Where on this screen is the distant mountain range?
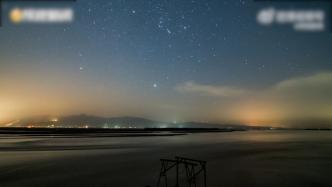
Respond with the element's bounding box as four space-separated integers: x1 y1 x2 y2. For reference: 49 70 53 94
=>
2 114 260 129
4 114 330 129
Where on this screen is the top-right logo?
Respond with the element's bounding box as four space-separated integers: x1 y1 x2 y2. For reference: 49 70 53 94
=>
255 0 331 32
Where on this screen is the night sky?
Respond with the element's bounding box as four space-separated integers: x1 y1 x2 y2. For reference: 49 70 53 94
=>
0 0 332 127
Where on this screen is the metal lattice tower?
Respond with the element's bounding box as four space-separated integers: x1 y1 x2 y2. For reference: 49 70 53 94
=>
157 156 207 187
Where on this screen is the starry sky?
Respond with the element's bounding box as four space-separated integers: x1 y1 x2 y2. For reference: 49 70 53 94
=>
0 0 332 127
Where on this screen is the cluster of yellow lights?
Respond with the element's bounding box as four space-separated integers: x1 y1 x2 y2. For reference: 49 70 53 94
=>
50 118 58 122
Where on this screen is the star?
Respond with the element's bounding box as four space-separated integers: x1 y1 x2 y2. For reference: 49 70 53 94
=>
166 28 172 34
153 83 158 88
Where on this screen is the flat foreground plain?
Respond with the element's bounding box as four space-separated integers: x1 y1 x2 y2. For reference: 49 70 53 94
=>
0 130 331 187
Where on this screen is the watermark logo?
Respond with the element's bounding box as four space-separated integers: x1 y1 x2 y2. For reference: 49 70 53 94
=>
257 8 275 25
257 8 325 32
9 7 73 24
255 0 332 32
0 0 76 27
9 8 22 23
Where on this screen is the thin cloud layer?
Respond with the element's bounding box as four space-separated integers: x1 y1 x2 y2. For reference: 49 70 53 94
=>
176 72 332 127
176 82 250 97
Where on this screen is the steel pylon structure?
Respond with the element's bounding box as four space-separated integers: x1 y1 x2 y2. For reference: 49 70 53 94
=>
157 156 207 187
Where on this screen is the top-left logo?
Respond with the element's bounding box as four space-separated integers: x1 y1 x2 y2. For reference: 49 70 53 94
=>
9 7 74 24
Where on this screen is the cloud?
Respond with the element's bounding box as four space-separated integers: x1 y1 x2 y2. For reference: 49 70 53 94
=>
268 72 332 119
176 82 250 97
263 72 332 111
176 72 332 127
273 72 332 96
177 72 332 99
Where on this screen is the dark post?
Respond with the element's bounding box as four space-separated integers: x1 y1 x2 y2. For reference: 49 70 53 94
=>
203 163 207 187
176 160 179 187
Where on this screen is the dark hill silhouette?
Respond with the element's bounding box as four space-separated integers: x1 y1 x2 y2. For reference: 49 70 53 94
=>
10 114 169 128
4 114 275 130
